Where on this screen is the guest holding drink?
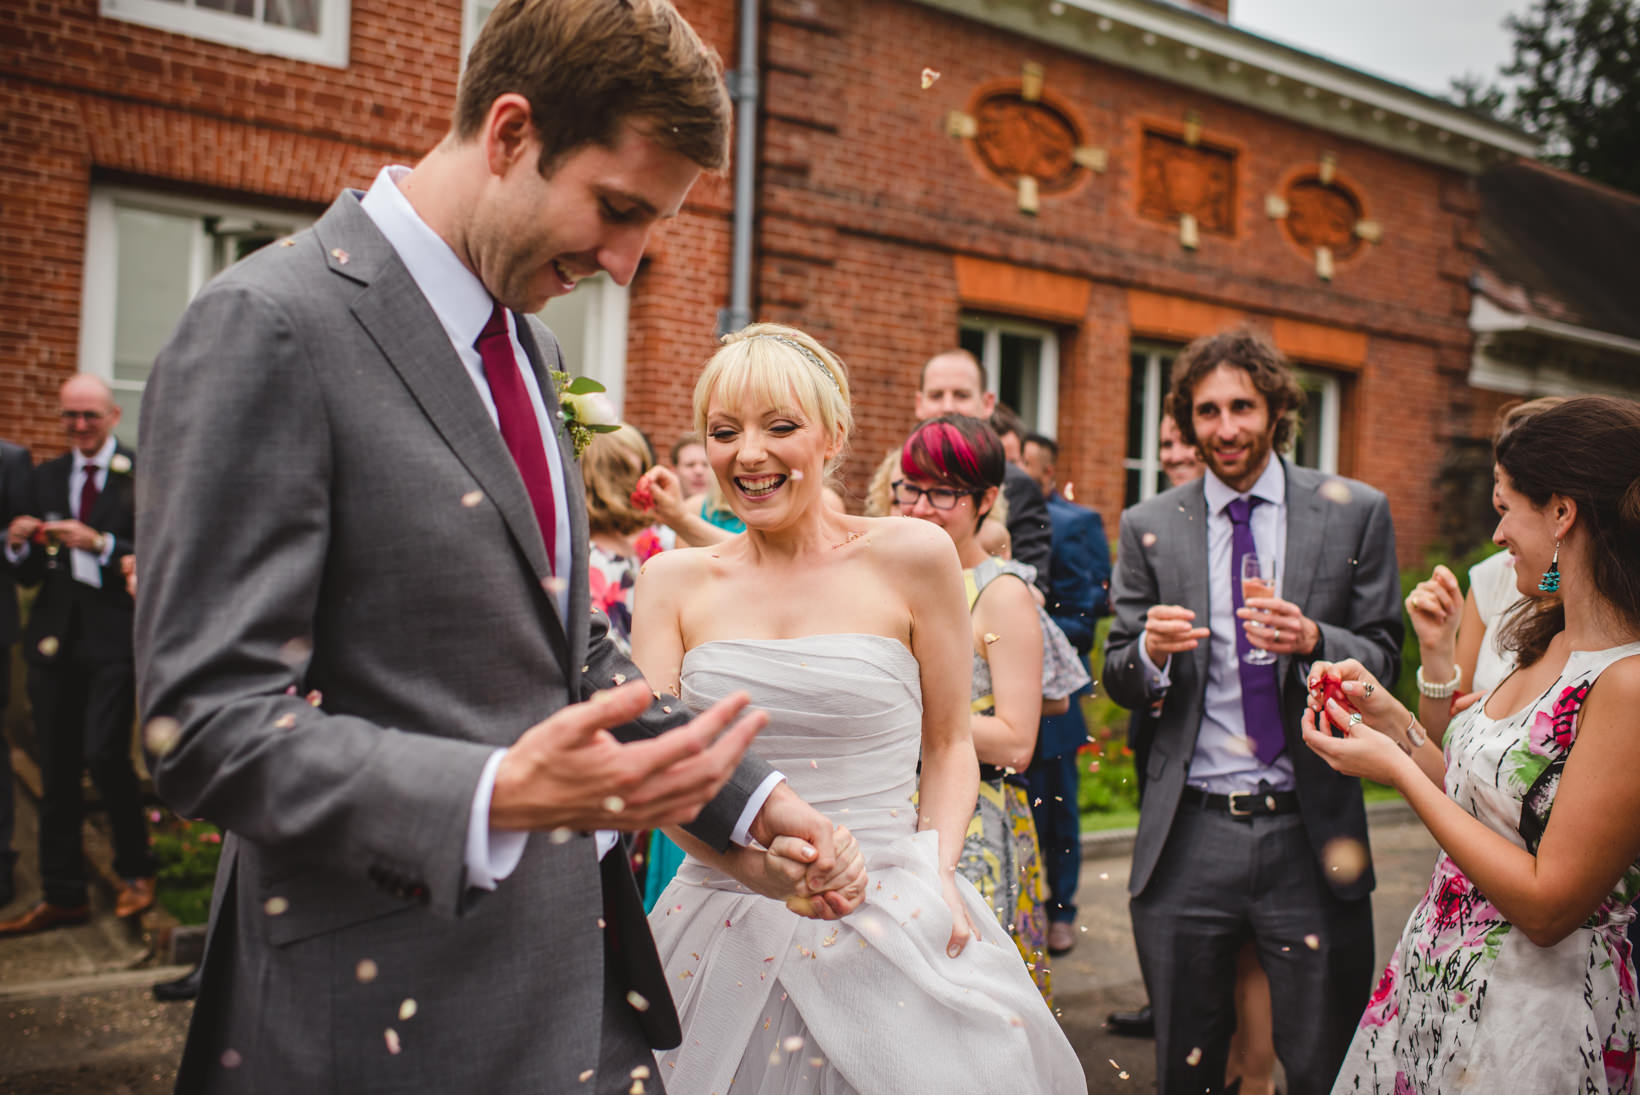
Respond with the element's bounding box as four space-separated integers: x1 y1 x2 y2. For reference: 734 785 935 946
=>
1307 395 1640 1094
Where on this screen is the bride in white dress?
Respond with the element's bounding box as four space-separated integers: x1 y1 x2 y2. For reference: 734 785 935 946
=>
632 324 1086 1094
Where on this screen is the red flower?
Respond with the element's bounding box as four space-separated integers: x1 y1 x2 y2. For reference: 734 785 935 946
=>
1603 1046 1634 1084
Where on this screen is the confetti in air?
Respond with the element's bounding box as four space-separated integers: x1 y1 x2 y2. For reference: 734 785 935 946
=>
626 990 651 1012
1322 836 1370 884
274 713 297 729
384 1028 401 1055
921 67 941 89
1141 532 1158 548
1319 479 1354 505
984 632 1000 645
356 959 379 983
220 1050 243 1069
263 896 290 916
548 827 573 844
579 1069 595 1083
1186 1047 1203 1066
1063 481 1076 501
144 716 182 755
398 998 418 1021
36 636 59 658
603 796 626 813
630 1065 651 1080
330 248 350 265
461 490 484 508
1304 933 1321 950
782 1035 805 1052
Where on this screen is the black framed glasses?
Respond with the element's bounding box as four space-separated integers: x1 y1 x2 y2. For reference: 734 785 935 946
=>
891 480 974 511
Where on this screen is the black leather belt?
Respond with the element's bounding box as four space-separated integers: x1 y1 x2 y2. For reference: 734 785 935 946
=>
1180 786 1300 819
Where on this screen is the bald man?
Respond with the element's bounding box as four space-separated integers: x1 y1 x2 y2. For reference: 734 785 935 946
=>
0 375 153 936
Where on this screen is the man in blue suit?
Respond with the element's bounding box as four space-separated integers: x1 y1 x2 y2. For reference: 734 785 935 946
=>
1019 432 1110 955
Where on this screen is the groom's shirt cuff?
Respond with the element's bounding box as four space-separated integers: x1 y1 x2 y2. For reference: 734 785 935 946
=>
732 772 787 847
465 749 527 890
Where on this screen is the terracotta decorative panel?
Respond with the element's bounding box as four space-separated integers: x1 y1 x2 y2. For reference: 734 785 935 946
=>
1284 177 1364 258
972 92 1083 193
1138 130 1236 236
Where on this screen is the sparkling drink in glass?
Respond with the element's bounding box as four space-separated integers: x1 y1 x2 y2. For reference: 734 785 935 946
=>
1241 553 1276 665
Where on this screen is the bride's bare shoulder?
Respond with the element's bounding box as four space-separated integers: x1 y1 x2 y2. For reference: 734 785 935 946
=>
635 542 724 592
861 515 960 574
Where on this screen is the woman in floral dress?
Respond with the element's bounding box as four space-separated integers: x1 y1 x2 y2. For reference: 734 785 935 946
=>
1302 396 1640 1093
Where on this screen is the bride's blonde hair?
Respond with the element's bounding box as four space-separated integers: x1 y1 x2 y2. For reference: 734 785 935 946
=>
692 323 852 476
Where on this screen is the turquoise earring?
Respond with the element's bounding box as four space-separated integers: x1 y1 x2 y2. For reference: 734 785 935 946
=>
1538 540 1561 593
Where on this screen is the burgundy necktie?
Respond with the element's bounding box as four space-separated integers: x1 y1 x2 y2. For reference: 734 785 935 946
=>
79 464 100 524
1227 496 1285 764
475 305 557 569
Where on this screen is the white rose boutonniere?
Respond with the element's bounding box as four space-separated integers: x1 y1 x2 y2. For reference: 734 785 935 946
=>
552 372 621 458
109 453 133 475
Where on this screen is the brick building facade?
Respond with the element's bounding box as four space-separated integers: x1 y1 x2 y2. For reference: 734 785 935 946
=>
3 0 1626 564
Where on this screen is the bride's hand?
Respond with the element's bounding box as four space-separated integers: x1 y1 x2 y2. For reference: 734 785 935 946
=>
1305 659 1407 738
795 826 868 919
940 872 977 958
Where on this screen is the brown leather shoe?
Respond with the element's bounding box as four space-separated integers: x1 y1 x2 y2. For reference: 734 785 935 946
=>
1047 920 1077 955
115 877 157 919
0 901 91 936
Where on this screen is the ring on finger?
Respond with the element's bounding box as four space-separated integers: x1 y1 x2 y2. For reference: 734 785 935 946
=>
1347 711 1363 727
1363 683 1375 698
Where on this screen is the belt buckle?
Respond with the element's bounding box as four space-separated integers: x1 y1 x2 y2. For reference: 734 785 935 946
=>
1227 792 1255 818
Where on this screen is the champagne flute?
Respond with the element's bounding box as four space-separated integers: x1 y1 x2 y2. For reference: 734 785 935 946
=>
1240 554 1277 665
41 510 64 562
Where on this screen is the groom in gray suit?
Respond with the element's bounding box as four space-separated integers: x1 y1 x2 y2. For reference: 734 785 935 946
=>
136 2 856 1091
1103 329 1402 1094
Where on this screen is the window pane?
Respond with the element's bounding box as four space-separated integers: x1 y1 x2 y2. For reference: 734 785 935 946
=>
536 283 592 385
113 207 197 387
1126 350 1149 461
958 327 984 373
264 0 320 31
997 332 1041 423
197 0 255 15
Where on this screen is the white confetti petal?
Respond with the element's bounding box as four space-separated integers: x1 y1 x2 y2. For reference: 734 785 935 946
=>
384 1028 401 1055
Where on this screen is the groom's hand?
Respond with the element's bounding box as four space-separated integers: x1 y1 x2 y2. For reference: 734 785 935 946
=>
489 681 767 832
749 784 867 919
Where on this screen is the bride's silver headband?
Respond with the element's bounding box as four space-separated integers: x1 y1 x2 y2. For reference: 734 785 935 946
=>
753 334 842 395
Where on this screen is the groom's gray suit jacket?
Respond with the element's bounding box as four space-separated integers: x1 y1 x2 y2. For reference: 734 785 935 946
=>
136 192 771 1093
1102 460 1404 903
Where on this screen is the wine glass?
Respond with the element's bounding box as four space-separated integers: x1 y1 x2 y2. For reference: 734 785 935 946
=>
41 510 64 563
1240 553 1277 665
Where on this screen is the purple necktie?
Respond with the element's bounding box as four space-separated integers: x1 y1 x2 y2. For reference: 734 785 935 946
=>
475 304 557 570
1227 496 1285 765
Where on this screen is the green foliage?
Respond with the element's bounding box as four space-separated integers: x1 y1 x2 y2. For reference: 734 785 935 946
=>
149 810 222 925
1449 0 1640 195
1075 618 1143 826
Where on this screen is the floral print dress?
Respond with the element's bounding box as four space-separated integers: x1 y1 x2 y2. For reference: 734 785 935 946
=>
1333 642 1640 1095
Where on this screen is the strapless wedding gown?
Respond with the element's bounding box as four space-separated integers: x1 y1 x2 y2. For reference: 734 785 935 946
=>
647 634 1086 1094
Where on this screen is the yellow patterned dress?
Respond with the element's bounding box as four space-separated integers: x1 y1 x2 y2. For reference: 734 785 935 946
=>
960 558 1053 1002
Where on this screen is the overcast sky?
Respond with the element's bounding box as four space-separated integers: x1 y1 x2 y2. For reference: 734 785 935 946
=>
1230 0 1529 99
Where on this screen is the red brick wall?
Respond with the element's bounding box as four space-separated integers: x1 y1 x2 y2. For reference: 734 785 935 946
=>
1 0 1487 564
725 0 1483 563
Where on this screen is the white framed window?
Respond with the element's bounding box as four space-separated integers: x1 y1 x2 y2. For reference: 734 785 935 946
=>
1123 343 1179 507
957 316 1060 436
534 274 630 413
462 1 497 64
100 0 350 68
80 188 312 444
1291 367 1341 475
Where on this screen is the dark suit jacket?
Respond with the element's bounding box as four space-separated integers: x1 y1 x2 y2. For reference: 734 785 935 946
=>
1102 460 1403 902
0 440 33 646
137 192 772 1092
1002 463 1053 597
1043 492 1110 656
16 447 136 665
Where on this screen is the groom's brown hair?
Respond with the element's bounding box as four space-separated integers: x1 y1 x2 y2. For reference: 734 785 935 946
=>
456 0 731 175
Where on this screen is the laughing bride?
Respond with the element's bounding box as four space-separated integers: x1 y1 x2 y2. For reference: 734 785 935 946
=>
631 324 1084 1094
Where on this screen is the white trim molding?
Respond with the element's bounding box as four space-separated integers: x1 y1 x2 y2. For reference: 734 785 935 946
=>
1468 296 1640 397
911 0 1536 174
101 0 351 68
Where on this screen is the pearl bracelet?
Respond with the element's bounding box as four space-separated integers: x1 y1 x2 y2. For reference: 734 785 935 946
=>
1416 663 1462 699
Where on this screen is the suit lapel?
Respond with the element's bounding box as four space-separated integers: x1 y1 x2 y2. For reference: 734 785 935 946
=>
316 197 571 660
84 445 132 529
515 318 589 685
1176 482 1213 688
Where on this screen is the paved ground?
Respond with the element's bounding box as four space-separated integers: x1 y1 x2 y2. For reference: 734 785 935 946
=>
0 783 1438 1094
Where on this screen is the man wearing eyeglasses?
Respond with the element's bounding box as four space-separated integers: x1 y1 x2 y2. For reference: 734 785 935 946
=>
0 375 153 936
